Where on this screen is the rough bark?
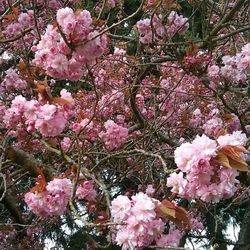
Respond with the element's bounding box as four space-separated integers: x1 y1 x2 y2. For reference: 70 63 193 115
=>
234 201 250 250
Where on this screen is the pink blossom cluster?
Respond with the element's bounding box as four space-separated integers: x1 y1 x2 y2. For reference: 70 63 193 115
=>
183 50 211 73
0 68 27 92
190 106 240 137
157 62 204 127
93 48 129 89
4 10 34 36
37 0 62 9
32 7 107 80
72 118 100 142
98 90 125 119
3 93 72 137
208 43 250 84
91 48 131 118
25 178 73 217
99 120 128 151
106 0 118 9
156 227 182 248
111 192 182 249
167 11 190 35
3 10 42 49
61 137 72 150
0 0 9 12
136 12 189 44
167 132 247 203
76 180 97 201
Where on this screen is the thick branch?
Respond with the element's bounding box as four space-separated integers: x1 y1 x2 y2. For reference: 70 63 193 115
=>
5 146 51 179
234 201 250 250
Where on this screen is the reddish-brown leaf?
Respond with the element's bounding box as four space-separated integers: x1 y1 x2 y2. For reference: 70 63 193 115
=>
63 165 78 178
185 41 199 57
33 81 53 103
3 7 19 23
17 61 42 85
215 151 231 169
155 199 189 229
86 201 96 213
31 171 46 193
94 211 109 224
215 145 249 172
52 97 71 106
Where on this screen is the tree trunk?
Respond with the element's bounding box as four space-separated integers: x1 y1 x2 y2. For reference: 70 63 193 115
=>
234 201 250 250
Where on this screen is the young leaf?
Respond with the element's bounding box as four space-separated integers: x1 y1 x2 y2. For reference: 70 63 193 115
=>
33 81 53 103
52 97 71 106
215 145 249 172
155 199 189 229
31 171 46 193
185 40 199 57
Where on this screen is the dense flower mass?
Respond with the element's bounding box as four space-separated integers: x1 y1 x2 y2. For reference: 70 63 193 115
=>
136 11 189 44
0 68 27 91
32 7 107 80
208 43 250 84
76 180 97 201
99 120 128 151
3 94 71 137
25 178 73 217
111 193 183 249
3 10 42 50
167 132 248 202
1 1 250 249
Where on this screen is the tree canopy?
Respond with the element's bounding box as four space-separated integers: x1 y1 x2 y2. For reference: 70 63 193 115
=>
0 0 250 249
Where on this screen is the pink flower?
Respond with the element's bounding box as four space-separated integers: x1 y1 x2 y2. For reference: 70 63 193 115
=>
111 195 131 222
203 117 223 137
46 178 72 196
38 104 57 120
60 89 75 105
145 185 155 196
136 12 189 44
1 68 27 91
106 0 117 8
167 11 189 35
167 172 187 195
56 7 76 34
170 132 245 203
61 137 72 150
33 8 106 80
76 181 97 202
217 131 247 147
18 12 33 27
24 100 39 121
25 178 72 217
174 142 197 172
115 228 137 250
136 18 153 44
157 228 182 247
131 192 156 222
208 65 220 79
99 120 128 151
50 54 69 73
192 134 217 157
33 104 68 137
111 192 165 249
